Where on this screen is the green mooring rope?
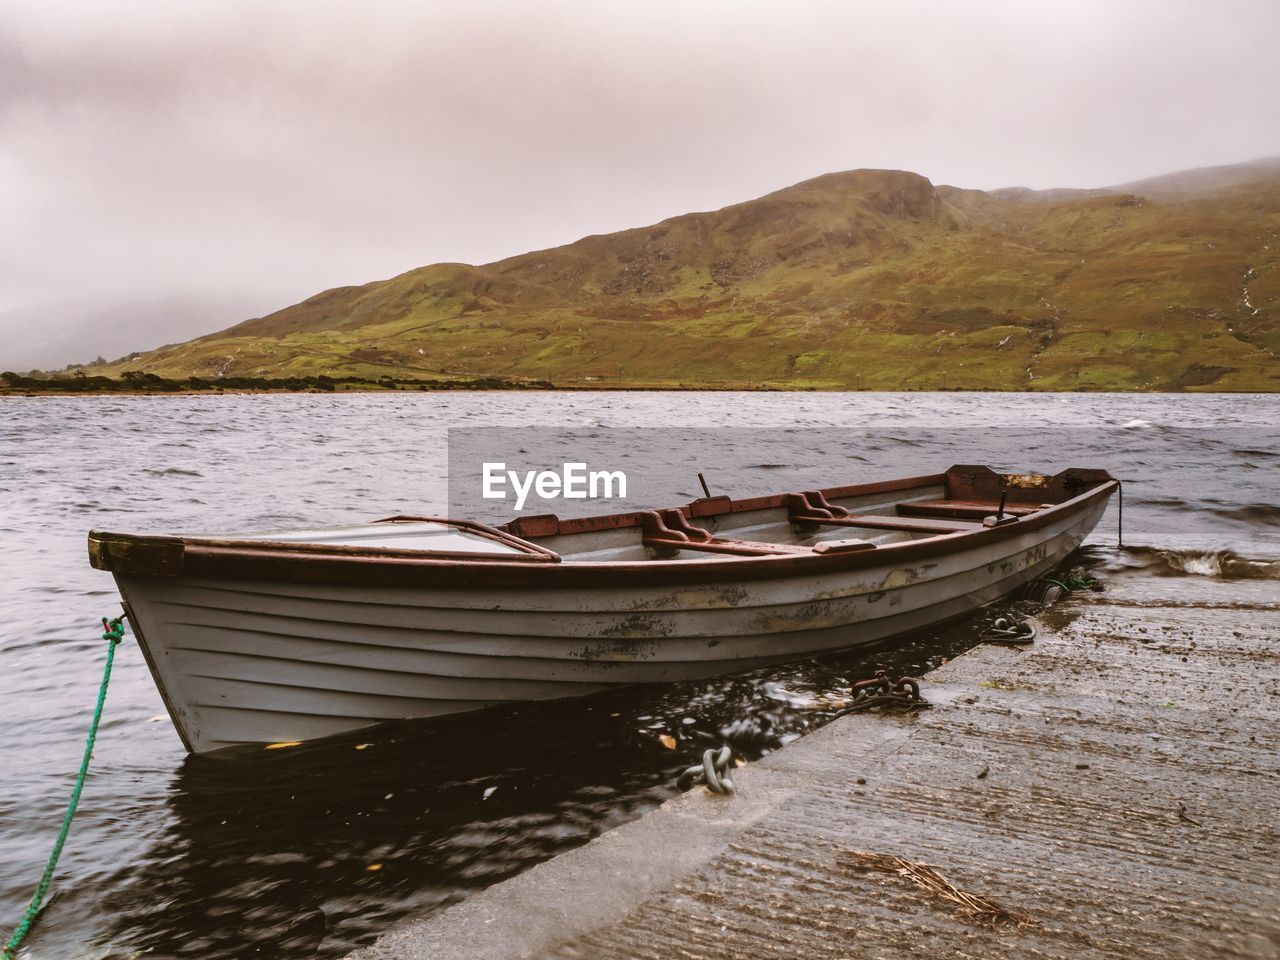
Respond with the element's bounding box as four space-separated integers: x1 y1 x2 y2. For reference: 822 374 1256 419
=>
2 615 125 960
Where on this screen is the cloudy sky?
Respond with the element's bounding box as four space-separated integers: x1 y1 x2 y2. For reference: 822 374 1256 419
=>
2 0 1278 364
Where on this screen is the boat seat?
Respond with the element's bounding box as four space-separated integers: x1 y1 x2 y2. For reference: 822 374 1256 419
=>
807 514 975 534
640 511 809 557
786 491 976 535
896 499 1046 521
644 538 811 557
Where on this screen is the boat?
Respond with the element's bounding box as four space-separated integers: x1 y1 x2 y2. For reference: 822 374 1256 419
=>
88 464 1117 754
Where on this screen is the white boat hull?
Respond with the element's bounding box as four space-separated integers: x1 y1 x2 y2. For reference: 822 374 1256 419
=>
116 497 1107 752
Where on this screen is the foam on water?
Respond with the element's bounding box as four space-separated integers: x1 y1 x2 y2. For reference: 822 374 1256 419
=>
1120 545 1280 580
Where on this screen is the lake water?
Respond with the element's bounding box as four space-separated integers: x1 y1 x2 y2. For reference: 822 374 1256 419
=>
1 392 1277 959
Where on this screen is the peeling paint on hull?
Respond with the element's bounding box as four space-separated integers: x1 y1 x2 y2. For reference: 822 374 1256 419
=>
115 497 1108 753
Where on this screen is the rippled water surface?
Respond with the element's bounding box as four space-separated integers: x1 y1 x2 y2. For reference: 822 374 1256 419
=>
1 392 1277 959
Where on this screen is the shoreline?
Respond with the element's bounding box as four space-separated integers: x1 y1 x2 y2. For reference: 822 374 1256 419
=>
3 385 1277 397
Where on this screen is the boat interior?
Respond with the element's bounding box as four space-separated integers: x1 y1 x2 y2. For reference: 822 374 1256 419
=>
246 464 1110 565
492 465 1100 564
88 466 1114 576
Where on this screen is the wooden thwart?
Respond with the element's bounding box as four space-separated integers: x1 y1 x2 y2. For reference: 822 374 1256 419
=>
641 510 810 557
897 499 1043 520
786 490 978 535
643 537 810 557
800 514 976 535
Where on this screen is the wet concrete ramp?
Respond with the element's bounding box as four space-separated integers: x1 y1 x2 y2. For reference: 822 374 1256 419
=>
350 574 1280 960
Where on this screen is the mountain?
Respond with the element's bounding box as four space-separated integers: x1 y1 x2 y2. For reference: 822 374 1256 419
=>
82 160 1280 390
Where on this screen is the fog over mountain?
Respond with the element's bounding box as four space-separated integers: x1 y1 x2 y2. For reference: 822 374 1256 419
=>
2 0 1278 369
0 296 270 372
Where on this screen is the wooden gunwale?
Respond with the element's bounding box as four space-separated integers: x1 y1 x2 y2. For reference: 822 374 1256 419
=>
89 475 1118 591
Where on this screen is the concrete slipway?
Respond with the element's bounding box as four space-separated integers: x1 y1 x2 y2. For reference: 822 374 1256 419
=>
349 571 1280 960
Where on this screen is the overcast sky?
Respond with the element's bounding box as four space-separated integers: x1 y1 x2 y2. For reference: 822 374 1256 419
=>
3 0 1279 337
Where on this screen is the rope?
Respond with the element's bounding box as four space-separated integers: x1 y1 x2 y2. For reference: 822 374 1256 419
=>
2 614 125 960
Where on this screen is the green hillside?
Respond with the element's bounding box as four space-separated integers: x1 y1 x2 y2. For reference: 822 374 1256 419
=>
87 161 1280 391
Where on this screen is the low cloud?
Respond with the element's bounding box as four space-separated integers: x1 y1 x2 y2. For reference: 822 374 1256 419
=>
2 0 1278 363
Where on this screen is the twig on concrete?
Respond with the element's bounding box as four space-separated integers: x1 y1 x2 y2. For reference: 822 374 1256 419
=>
838 851 1037 927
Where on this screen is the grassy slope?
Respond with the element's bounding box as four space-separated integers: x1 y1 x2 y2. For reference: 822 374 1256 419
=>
89 163 1280 391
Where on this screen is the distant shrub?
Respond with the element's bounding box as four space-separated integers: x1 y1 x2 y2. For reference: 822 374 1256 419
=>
0 370 550 394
